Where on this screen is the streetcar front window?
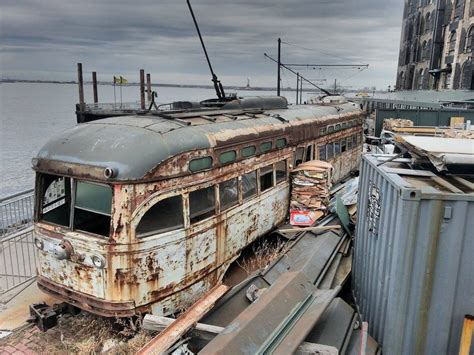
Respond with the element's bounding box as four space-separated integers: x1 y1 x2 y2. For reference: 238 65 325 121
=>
73 181 112 236
39 174 71 227
37 174 112 237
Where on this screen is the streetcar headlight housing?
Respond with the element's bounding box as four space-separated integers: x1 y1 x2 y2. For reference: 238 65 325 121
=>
34 238 44 250
92 255 106 269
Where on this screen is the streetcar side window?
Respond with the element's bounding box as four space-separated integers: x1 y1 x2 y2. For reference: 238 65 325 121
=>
318 145 326 161
328 125 335 133
326 143 334 160
294 147 305 166
39 174 71 227
242 171 257 200
219 178 239 211
341 138 347 153
189 157 213 172
241 146 256 158
347 136 353 150
260 164 274 192
305 145 313 162
276 160 287 184
136 196 184 237
334 141 341 156
189 186 215 224
352 134 357 147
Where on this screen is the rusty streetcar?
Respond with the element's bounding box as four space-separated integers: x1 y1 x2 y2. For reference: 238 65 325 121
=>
32 96 363 317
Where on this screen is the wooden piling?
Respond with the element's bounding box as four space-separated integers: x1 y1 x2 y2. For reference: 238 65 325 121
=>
77 63 85 109
146 73 152 103
140 69 145 110
92 71 98 103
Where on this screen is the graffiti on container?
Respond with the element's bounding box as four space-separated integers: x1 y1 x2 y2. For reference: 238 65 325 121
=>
367 182 381 237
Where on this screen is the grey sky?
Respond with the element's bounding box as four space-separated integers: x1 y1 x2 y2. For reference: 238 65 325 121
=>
1 0 403 89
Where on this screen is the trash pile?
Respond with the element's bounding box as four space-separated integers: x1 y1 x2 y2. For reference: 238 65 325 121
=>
383 118 413 130
329 176 359 225
289 161 333 226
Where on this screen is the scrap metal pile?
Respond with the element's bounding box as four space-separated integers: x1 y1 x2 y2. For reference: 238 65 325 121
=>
138 177 378 355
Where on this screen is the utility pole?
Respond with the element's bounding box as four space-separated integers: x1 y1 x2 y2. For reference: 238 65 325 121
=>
277 38 281 96
334 79 337 94
92 71 98 103
296 73 299 104
299 76 303 104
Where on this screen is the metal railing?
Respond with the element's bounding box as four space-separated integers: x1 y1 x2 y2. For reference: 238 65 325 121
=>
0 189 37 296
0 189 34 238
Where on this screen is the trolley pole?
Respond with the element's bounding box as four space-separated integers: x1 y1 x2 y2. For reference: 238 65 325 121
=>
277 38 281 96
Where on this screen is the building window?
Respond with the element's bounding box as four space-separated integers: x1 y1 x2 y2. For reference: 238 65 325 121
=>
189 186 215 224
136 196 184 237
259 165 274 192
449 31 457 55
189 157 213 172
219 178 239 211
242 171 257 200
275 161 287 184
466 27 474 52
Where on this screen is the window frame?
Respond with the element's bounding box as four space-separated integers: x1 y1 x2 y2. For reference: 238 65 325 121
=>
259 164 274 193
275 160 288 185
135 195 185 238
188 185 217 225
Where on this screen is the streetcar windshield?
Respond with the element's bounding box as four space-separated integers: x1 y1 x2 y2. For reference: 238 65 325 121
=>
37 173 112 237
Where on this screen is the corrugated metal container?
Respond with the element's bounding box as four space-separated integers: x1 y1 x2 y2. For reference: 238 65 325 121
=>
353 154 474 355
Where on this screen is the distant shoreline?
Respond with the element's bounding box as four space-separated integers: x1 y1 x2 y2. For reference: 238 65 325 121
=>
0 79 290 92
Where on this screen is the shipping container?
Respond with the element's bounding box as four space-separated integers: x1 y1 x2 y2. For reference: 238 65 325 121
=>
353 154 474 355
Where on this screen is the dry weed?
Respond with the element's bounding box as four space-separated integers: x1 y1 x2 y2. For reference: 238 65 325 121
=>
237 237 287 276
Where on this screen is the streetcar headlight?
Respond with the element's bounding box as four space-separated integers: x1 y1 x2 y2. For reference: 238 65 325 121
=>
92 255 106 269
34 238 44 250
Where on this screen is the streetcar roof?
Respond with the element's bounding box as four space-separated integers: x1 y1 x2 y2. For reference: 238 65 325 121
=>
33 98 361 181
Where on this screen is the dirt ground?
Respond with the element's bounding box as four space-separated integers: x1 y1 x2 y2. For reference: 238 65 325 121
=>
0 312 155 354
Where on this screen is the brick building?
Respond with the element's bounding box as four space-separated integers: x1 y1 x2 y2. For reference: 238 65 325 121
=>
396 0 473 90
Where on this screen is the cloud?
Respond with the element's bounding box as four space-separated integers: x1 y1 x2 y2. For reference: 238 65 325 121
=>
0 0 403 89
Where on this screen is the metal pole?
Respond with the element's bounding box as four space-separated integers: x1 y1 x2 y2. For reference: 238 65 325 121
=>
300 76 303 104
92 71 98 103
334 79 337 94
277 38 281 96
140 69 145 110
296 73 299 105
146 73 152 103
77 63 85 109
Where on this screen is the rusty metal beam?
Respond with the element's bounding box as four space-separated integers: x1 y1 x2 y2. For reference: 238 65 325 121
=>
137 284 229 355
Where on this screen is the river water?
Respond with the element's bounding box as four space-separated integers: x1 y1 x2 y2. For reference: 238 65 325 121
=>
0 83 295 198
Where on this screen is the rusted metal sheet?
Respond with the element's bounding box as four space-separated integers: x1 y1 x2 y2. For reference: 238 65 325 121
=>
137 284 228 355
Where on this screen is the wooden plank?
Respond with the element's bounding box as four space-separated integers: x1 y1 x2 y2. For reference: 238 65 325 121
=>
459 315 474 355
431 176 464 194
278 225 341 234
142 314 224 339
137 284 229 355
449 176 474 191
